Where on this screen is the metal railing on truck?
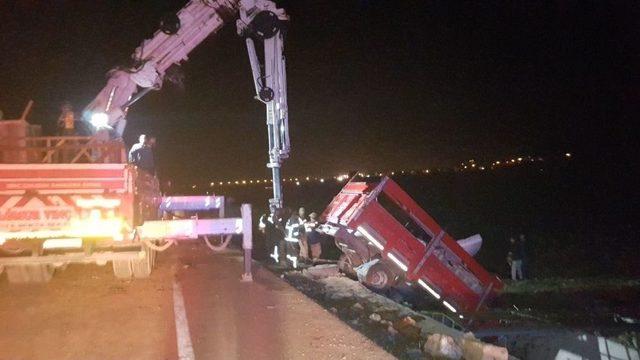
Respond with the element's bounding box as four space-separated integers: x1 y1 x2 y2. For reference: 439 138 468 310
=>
0 136 126 164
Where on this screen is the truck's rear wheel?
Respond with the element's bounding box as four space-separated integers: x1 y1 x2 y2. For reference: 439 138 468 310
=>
5 264 55 283
362 262 395 291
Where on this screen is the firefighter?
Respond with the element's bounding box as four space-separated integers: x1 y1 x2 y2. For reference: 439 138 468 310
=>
261 206 287 267
285 207 307 267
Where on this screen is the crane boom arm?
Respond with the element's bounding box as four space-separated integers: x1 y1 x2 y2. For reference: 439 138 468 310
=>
84 0 239 137
83 0 290 210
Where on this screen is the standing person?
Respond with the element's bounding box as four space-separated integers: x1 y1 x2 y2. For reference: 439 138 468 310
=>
57 102 76 136
129 134 156 222
296 207 310 262
128 134 155 174
305 212 322 262
508 237 524 281
518 234 529 278
261 205 287 267
285 207 306 267
57 102 76 162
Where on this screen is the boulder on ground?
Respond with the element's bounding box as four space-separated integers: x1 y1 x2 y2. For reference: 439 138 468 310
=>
387 324 398 336
460 338 508 360
303 264 341 279
424 333 463 360
393 316 421 340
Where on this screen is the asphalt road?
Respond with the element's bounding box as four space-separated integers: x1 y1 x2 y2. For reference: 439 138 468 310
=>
0 243 394 360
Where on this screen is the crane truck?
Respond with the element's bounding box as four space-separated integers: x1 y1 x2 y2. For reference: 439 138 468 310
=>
0 0 289 282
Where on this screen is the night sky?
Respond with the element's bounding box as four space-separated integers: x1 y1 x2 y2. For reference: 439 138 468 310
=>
1 1 638 185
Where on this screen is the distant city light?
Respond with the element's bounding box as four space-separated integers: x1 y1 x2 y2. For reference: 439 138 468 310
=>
565 152 572 158
197 153 560 188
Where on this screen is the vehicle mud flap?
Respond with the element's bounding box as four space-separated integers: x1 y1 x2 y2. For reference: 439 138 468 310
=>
132 244 156 278
112 244 157 279
355 259 395 291
112 259 133 279
5 264 55 283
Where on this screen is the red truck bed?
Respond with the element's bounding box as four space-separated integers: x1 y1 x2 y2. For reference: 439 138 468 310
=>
320 176 503 314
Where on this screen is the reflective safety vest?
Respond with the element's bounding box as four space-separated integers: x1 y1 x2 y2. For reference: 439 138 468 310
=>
285 216 305 242
259 214 272 229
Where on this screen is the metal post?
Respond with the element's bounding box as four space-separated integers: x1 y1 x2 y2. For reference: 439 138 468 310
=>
241 203 253 282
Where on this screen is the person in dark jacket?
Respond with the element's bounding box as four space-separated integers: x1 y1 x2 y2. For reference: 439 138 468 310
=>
128 134 155 174
508 237 525 280
261 206 287 267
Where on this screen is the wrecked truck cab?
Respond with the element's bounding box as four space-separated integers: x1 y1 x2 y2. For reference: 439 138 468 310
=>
318 176 503 314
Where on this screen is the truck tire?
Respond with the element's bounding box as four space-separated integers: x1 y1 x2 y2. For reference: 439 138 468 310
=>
362 262 395 291
5 264 55 283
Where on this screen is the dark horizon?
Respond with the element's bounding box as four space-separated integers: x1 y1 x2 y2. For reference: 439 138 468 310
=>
1 1 638 184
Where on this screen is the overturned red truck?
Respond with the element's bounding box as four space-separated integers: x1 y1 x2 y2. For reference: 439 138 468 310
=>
319 176 503 314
